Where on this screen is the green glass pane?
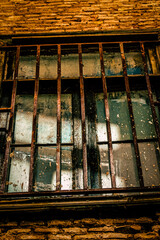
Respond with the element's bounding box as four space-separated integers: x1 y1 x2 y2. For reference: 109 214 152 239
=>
108 91 133 141
61 146 73 190
131 90 156 139
8 147 30 192
82 53 101 77
61 54 79 78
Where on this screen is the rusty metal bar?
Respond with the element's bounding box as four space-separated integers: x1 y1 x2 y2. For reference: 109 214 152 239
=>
120 42 144 188
140 42 160 147
0 40 159 49
29 45 40 192
78 44 88 190
0 46 20 192
56 45 61 191
0 108 11 112
0 186 160 198
99 43 116 188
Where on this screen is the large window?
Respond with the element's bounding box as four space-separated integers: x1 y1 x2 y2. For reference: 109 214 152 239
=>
0 35 160 197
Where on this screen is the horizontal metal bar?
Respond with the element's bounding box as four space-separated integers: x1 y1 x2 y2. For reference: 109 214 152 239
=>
97 138 158 145
0 40 159 49
0 108 11 112
0 186 160 198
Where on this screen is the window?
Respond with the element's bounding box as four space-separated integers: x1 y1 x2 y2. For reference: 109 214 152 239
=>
0 34 160 198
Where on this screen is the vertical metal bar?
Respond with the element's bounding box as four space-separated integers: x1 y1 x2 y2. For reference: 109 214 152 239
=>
56 45 61 191
140 42 160 147
29 45 40 192
78 44 88 190
1 46 20 192
120 42 144 188
99 43 116 188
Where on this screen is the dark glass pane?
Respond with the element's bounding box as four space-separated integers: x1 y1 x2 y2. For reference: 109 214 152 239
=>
139 142 160 187
8 147 30 192
34 146 56 191
61 94 73 144
61 46 79 78
2 49 16 80
103 44 123 76
131 90 156 139
40 46 57 79
18 47 36 79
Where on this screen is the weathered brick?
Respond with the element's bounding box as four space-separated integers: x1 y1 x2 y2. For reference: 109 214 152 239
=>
88 226 114 232
134 232 159 240
48 220 72 227
73 234 101 240
7 229 31 234
19 234 46 240
0 222 18 227
20 221 45 226
48 235 72 240
127 217 153 224
102 233 132 239
152 225 160 232
34 227 60 234
63 227 87 234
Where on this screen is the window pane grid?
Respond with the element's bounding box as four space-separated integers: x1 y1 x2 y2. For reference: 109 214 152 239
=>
0 40 160 196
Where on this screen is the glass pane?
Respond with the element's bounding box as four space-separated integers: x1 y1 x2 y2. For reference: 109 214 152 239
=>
18 47 36 79
108 91 133 141
0 51 6 80
124 44 145 75
99 144 111 188
95 93 108 142
37 94 57 144
131 90 156 139
139 142 160 187
13 95 34 144
3 49 16 80
61 94 73 144
147 46 160 74
82 45 101 77
8 147 30 192
61 146 73 190
40 46 57 79
61 46 79 78
34 147 56 191
103 44 123 76
113 143 139 188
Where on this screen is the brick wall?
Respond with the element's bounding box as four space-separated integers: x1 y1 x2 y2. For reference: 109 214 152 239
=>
0 207 160 240
0 0 160 35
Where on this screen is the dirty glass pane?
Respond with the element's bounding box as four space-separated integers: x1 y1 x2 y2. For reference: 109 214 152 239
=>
124 44 145 75
8 147 30 192
40 46 57 79
113 143 139 188
82 45 101 77
108 91 133 141
131 90 156 139
61 46 79 78
139 142 160 187
61 94 73 144
61 146 73 190
18 47 36 79
13 95 34 144
34 147 56 191
95 93 108 142
99 144 111 188
2 49 16 80
37 94 57 144
103 44 123 76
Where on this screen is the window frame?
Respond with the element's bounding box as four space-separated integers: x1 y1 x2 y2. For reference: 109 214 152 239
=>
0 33 160 202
